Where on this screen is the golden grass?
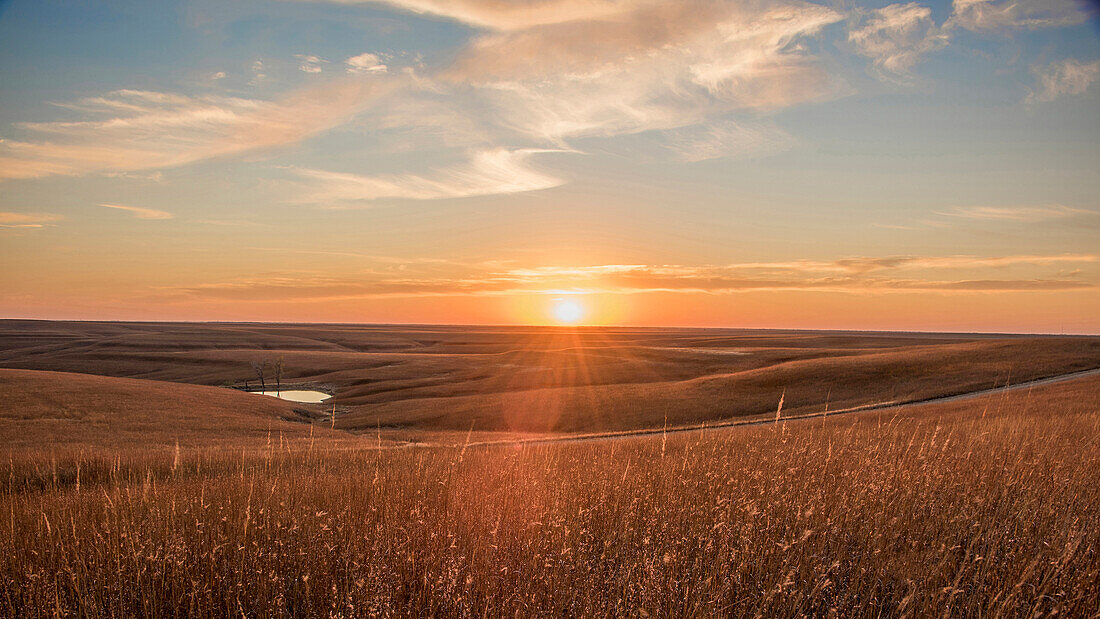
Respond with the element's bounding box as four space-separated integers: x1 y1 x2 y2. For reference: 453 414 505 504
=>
3 374 1099 616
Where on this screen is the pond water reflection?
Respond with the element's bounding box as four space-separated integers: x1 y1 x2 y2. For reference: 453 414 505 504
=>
253 390 331 404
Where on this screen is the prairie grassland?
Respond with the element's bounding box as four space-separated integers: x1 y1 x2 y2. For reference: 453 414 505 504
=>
3 376 1099 616
4 320 1100 434
337 337 1100 432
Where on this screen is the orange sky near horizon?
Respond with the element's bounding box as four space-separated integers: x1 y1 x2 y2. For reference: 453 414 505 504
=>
2 270 1097 334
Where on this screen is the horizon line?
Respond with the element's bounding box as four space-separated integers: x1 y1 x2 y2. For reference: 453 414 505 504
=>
1 316 1096 338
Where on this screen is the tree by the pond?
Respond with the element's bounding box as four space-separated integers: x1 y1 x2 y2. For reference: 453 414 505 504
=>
250 360 267 390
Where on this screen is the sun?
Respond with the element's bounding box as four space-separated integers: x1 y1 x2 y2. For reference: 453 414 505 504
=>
550 298 586 325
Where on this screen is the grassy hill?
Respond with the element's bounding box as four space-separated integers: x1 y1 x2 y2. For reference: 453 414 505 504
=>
0 369 337 452
337 338 1100 432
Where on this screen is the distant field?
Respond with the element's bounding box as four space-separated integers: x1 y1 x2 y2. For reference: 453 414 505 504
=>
3 368 1098 615
1 320 1098 433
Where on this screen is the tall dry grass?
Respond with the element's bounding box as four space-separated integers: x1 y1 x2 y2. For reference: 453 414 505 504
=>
3 379 1099 617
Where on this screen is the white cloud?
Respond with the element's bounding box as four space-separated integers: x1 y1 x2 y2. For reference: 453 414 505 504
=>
0 211 64 228
939 205 1099 221
848 3 948 81
260 0 846 200
97 203 174 220
1 0 848 197
946 0 1092 32
442 1 845 144
250 59 267 85
295 54 327 73
345 53 388 74
293 148 565 203
312 0 645 31
659 119 798 162
1025 59 1100 105
0 79 397 180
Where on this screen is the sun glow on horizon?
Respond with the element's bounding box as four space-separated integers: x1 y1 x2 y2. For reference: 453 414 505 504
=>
550 297 586 325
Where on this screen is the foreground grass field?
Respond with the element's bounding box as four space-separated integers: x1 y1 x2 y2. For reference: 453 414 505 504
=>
3 373 1098 616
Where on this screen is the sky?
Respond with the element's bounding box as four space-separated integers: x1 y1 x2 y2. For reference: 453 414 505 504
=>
0 0 1098 332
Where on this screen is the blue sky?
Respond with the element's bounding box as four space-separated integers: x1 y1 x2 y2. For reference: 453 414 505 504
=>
1 0 1098 331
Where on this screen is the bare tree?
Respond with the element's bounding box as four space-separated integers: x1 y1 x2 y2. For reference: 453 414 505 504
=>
251 360 267 391
272 356 284 393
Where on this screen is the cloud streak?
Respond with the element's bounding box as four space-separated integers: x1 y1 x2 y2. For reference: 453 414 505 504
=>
937 205 1099 221
848 2 947 81
316 0 646 31
97 203 174 220
0 212 64 228
293 148 566 204
171 253 1099 302
946 0 1093 32
658 119 798 162
0 79 396 180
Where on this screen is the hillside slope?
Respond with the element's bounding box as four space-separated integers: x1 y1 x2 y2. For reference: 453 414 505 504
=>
0 369 336 450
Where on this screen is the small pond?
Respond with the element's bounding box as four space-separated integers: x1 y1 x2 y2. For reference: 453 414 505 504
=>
252 390 332 404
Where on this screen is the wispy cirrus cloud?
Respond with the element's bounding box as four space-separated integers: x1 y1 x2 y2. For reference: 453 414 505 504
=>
657 119 798 162
176 273 1094 302
512 254 1100 278
311 0 646 31
0 79 396 180
1025 59 1100 105
97 203 174 220
293 148 566 204
937 205 1099 221
946 0 1093 33
877 204 1099 230
176 273 523 301
829 253 1099 271
440 1 845 145
170 252 1099 302
486 255 1100 293
848 2 948 81
0 211 64 228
